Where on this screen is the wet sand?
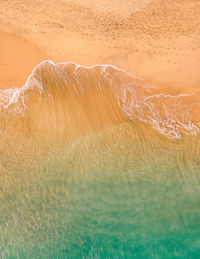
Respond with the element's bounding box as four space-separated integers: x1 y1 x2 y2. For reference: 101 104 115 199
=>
0 2 200 257
0 31 48 88
0 0 200 92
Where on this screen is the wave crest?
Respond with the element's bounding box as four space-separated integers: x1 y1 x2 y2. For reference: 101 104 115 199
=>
0 60 199 139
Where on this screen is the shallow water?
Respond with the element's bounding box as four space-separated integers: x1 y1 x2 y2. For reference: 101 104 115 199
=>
0 61 200 258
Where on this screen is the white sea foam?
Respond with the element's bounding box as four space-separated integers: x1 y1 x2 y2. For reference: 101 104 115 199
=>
0 60 199 139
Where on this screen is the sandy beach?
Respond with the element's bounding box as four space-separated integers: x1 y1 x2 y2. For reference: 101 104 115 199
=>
0 31 48 88
0 0 200 92
1 2 200 258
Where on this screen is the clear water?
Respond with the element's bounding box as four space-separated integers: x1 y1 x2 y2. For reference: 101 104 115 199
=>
0 123 200 258
0 61 200 258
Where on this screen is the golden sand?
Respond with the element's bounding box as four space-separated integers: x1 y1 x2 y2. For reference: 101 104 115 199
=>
0 0 199 92
0 0 199 152
0 2 200 258
0 31 48 88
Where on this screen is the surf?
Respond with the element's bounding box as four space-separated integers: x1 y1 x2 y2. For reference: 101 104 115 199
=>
0 60 200 258
1 60 200 141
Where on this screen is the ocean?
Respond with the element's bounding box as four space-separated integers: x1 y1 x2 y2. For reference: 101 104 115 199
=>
0 60 200 258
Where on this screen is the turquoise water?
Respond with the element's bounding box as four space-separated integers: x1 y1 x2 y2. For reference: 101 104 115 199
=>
1 61 200 258
0 123 200 258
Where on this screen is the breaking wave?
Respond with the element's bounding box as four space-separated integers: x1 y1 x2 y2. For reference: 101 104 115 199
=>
0 60 200 139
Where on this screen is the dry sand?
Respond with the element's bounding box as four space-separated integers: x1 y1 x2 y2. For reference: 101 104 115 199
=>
0 0 199 92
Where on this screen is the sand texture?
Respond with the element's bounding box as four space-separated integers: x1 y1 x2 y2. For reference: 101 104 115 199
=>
0 0 200 92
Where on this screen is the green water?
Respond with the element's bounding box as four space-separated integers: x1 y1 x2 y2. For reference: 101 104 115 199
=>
0 123 200 258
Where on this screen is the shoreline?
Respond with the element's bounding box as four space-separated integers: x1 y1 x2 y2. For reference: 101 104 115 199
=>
0 31 48 89
0 0 199 93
